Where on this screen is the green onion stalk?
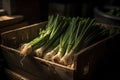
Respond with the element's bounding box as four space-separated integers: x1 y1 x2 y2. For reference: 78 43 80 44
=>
44 17 71 61
35 16 68 57
19 33 49 56
19 15 56 56
51 17 78 63
43 45 59 61
60 18 96 66
51 30 70 63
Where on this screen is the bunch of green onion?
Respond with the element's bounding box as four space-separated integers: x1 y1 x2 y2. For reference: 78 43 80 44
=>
20 15 67 56
43 18 105 68
20 15 120 68
43 17 120 68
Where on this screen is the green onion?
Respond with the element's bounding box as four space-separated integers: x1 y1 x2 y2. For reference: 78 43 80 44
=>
20 15 58 56
35 15 68 57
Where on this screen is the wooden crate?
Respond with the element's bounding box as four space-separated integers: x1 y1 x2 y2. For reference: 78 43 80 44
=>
4 68 42 80
0 21 28 34
5 68 29 80
0 21 119 80
0 15 24 27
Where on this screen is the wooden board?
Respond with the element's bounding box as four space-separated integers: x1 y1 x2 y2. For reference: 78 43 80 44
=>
0 15 24 27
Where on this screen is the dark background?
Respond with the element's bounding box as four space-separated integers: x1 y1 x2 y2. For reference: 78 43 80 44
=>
48 0 120 17
0 0 120 21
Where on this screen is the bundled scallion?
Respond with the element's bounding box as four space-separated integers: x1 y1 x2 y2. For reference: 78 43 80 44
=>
19 15 59 56
51 17 77 63
19 14 120 69
43 16 120 68
35 15 68 57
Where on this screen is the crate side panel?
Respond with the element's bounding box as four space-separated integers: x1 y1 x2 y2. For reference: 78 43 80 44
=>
75 37 110 80
34 57 74 80
1 22 47 49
